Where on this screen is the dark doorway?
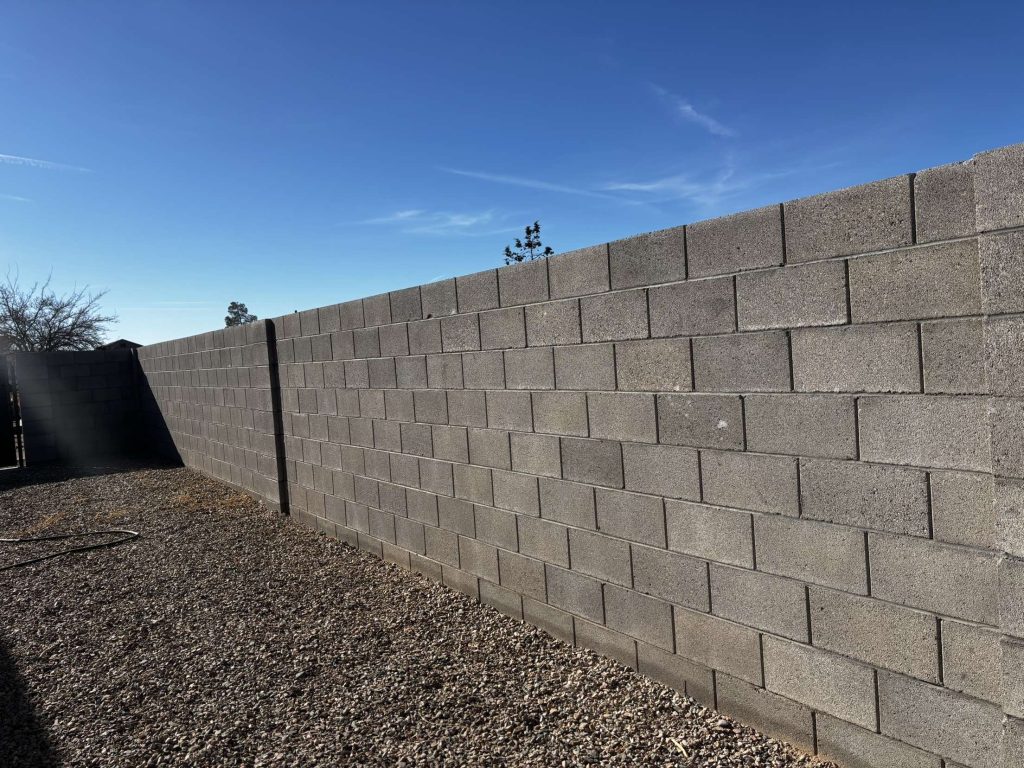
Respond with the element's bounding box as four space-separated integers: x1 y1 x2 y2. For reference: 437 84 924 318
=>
0 357 21 468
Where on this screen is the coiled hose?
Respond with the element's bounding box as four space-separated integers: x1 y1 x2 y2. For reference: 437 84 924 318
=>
0 529 139 571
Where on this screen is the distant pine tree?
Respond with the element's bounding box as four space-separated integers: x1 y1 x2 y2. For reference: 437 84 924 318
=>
503 221 554 265
225 301 258 327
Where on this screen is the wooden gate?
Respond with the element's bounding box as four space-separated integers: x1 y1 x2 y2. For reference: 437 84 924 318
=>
0 357 21 468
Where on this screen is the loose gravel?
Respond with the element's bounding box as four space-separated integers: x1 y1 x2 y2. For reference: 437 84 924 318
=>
1 465 837 767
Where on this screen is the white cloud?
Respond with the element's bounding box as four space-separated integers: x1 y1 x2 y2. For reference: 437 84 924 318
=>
0 193 31 202
440 168 619 200
357 208 516 236
0 152 91 172
651 85 735 137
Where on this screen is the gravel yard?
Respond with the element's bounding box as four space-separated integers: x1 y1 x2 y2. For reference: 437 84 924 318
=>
1 466 835 768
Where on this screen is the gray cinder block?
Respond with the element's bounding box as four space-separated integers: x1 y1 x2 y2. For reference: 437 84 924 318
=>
421 278 458 318
914 161 976 243
922 318 986 395
686 205 784 278
573 618 638 669
499 550 546 602
431 424 469 463
631 545 708 610
517 516 569 567
980 231 1024 314
799 458 930 535
440 313 481 352
868 533 998 625
715 674 815 755
456 269 500 312
595 488 666 548
362 294 392 327
974 141 1024 232
461 350 504 390
665 500 753 568
622 443 699 500
692 331 790 393
498 258 548 306
736 260 847 330
504 347 554 390
754 515 868 593
792 323 921 393
545 563 603 622
413 389 448 425
568 528 631 586
491 470 539 516
745 394 856 459
525 299 581 347
510 432 561 478
548 244 610 299
447 390 487 428
849 240 981 322
389 286 422 322
560 437 622 488
580 289 649 342
930 470 995 549
587 392 657 443
539 477 595 528
523 597 574 642
815 712 943 768
858 395 992 472
940 619 1001 703
637 644 715 707
614 339 692 392
532 391 588 437
458 536 500 582
453 462 493 505
810 586 939 682
784 175 913 262
992 398 1024 480
648 277 735 338
485 390 532 431
674 608 762 685
353 327 380 359
763 635 877 729
604 585 674 651
554 343 616 391
479 307 526 350
710 563 808 641
608 225 686 289
986 315 1024 396
408 318 442 355
701 450 799 516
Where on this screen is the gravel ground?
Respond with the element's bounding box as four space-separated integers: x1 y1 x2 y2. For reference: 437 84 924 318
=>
1 465 837 768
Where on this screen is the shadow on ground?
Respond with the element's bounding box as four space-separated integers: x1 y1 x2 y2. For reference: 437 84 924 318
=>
0 458 181 493
0 635 59 768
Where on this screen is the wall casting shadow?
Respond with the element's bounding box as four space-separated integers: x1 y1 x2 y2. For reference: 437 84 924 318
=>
0 635 59 768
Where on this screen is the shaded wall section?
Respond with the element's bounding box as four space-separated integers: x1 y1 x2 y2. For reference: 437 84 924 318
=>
133 141 1024 768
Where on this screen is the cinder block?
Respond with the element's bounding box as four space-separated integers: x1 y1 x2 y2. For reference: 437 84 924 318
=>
914 160 975 243
648 276 735 338
554 344 616 391
459 536 499 582
637 644 715 707
384 389 414 421
418 458 454 496
331 330 355 360
479 580 523 619
878 669 1003 768
799 458 930 535
868 533 998 624
339 299 365 329
362 293 392 327
755 515 868 593
504 347 554 390
539 477 595 528
456 269 499 312
498 258 548 306
687 205 784 278
986 316 1024 396
604 585 674 651
745 394 856 459
941 619 1001 703
474 504 519 551
815 712 943 768
1002 556 1024 639
491 469 539 515
974 141 1024 231
448 390 487 428
353 327 380 359
657 393 743 449
499 550 546 602
424 525 459 567
931 470 995 549
692 331 790 392
389 286 422 322
711 564 808 641
858 395 991 472
792 323 920 393
746 268 853 346
523 596 574 642
413 389 448 425
453 463 493 505
666 501 753 568
467 427 511 470
532 391 588 437
614 339 692 392
548 244 609 298
701 450 799 516
997 478 1024 558
715 674 815 755
317 303 341 334
367 358 397 389
574 618 638 669
1004 717 1024 768
992 398 1024 479
763 635 876 728
431 424 469 463
441 565 479 599
461 350 505 391
608 225 686 289
580 289 649 342
517 515 569 567
395 517 426 554
674 607 762 685
595 488 666 548
421 278 458 318
378 323 410 357
632 545 709 611
784 174 913 261
980 231 1024 314
440 314 480 352
560 437 621 488
622 443 699 499
587 392 657 443
922 318 986 395
568 528 631 586
810 586 939 682
525 299 581 346
849 240 981 322
479 307 526 350
1005 638 1024 719
510 432 561 478
408 319 442 355
545 564 604 622
389 453 419 487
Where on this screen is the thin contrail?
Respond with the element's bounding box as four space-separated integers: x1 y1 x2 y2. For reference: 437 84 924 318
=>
0 153 90 172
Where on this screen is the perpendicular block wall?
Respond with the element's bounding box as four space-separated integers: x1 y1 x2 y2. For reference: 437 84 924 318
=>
136 141 1024 768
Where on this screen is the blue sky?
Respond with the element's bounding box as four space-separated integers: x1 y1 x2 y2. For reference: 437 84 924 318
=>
1 1 1022 344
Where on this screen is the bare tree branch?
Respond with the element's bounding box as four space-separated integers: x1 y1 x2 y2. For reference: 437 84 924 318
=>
0 273 117 351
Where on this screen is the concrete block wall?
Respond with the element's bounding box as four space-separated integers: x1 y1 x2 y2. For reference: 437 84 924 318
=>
136 322 284 508
135 141 1024 767
13 349 140 464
